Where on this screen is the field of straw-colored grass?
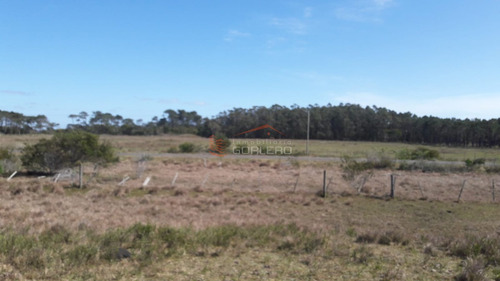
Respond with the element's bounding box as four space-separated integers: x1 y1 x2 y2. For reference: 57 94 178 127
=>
1 157 499 234
3 133 500 160
2 134 500 279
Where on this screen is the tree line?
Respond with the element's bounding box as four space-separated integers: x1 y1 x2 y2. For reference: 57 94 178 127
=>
0 110 55 134
200 104 500 147
66 110 201 135
1 104 499 147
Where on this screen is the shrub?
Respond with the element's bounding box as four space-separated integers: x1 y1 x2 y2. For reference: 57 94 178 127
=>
167 146 179 153
398 161 467 173
397 147 440 160
367 153 394 169
396 148 412 160
351 245 373 264
178 142 195 153
378 235 392 245
341 156 373 181
0 147 18 174
465 158 486 170
342 153 394 181
21 131 118 173
355 232 378 244
450 236 500 266
64 245 98 266
0 147 13 160
454 257 487 281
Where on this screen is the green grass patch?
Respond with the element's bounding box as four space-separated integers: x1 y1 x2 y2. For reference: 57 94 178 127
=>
0 223 327 274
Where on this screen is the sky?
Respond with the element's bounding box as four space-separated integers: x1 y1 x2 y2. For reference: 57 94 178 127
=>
1 0 500 127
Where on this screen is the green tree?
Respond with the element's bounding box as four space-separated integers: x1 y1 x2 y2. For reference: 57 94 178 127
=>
21 131 118 173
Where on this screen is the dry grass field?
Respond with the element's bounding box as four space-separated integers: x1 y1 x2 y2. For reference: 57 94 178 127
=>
2 133 500 161
1 134 500 280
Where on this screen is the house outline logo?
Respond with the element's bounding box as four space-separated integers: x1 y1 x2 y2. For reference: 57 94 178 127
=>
209 124 288 157
233 124 285 137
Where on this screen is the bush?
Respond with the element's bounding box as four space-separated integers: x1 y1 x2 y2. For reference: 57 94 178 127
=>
341 156 372 181
450 236 500 266
398 161 468 173
0 147 19 175
355 232 378 244
454 258 487 281
21 131 118 173
367 153 394 169
167 146 179 153
465 158 486 170
0 147 13 160
341 154 393 182
178 142 195 153
397 147 440 160
351 245 373 264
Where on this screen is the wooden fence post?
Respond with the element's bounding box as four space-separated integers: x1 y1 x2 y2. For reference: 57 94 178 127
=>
54 173 61 183
418 181 425 198
457 180 466 203
293 175 300 193
322 170 327 198
492 179 496 202
390 174 396 198
118 176 130 186
142 176 151 187
171 172 179 186
7 171 17 182
79 163 83 189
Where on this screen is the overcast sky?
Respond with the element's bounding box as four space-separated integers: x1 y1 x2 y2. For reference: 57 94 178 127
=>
1 0 499 127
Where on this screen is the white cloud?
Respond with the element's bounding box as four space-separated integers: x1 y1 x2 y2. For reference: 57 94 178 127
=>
266 36 287 49
334 8 373 22
304 7 313 18
330 92 500 120
270 17 307 35
224 29 251 42
334 0 395 22
373 0 394 7
0 90 30 96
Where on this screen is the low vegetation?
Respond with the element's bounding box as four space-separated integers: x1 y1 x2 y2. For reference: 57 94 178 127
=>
20 131 118 173
2 205 500 280
178 142 196 153
0 147 18 175
2 134 500 279
396 147 440 160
